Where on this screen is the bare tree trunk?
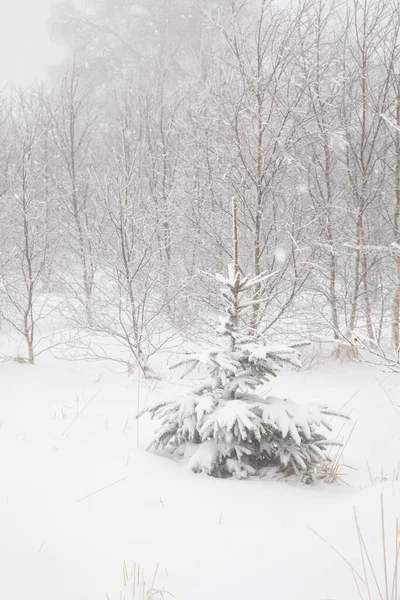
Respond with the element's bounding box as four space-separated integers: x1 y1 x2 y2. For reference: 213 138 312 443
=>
232 195 240 328
327 215 339 338
315 4 340 338
231 195 239 398
54 66 96 326
22 148 35 364
393 80 400 348
252 6 266 331
349 10 373 339
252 87 263 329
70 141 93 326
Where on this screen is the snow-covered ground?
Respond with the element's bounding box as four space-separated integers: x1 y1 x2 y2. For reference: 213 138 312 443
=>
2 351 400 599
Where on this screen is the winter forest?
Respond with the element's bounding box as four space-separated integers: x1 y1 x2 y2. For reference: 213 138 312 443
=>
3 0 400 598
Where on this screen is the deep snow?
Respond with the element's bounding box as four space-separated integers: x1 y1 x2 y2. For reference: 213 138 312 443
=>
1 353 400 599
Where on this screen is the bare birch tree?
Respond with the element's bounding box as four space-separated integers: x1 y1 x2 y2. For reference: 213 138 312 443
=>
51 64 99 325
0 89 58 363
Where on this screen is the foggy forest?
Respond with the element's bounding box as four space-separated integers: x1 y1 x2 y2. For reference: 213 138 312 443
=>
2 1 400 599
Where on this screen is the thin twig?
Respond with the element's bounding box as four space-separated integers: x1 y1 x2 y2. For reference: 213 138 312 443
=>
77 477 126 502
62 389 101 436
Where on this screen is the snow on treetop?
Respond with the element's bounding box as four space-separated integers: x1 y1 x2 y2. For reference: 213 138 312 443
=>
214 264 278 293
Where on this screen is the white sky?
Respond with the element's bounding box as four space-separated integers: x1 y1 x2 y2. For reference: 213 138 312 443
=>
0 0 291 86
0 0 65 85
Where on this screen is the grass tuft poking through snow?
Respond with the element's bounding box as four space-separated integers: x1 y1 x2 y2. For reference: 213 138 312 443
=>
108 563 176 600
310 492 400 600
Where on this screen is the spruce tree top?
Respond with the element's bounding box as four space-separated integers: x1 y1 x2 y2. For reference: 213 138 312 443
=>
173 263 301 400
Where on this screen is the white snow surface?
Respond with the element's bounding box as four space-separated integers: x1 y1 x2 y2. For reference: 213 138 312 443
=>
1 353 400 599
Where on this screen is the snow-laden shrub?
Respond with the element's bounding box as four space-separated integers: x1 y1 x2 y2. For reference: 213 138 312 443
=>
146 393 343 480
144 264 347 481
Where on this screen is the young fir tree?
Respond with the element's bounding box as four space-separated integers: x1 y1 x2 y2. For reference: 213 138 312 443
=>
144 198 347 480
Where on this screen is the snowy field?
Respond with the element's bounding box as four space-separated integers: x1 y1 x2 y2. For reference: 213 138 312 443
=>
2 350 400 600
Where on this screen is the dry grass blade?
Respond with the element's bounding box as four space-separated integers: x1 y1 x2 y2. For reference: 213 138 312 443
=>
390 519 400 600
77 477 126 502
149 563 160 597
109 562 173 600
354 508 384 600
367 462 374 486
325 420 357 484
62 389 101 436
355 506 372 600
307 526 365 584
375 378 399 414
353 568 364 600
312 494 400 600
382 494 389 600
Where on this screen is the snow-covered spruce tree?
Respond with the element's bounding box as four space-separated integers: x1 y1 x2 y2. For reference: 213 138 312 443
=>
144 199 347 480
